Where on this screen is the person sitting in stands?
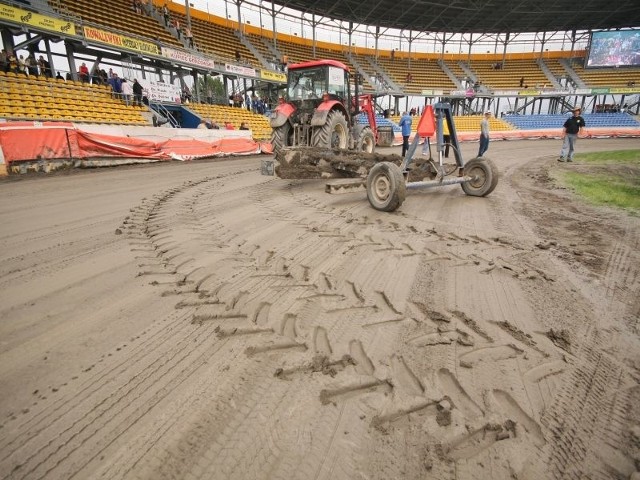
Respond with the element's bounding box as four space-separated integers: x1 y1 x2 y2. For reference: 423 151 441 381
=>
90 64 101 84
0 50 7 73
25 53 38 77
173 19 181 40
181 85 191 104
197 119 208 129
38 55 52 78
224 121 235 130
17 55 27 75
78 62 90 83
55 71 64 80
207 119 220 129
108 73 122 97
239 122 250 130
7 51 18 74
184 27 194 48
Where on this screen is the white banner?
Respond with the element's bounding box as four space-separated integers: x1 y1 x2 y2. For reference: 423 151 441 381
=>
420 89 444 96
494 90 521 96
138 79 182 103
224 63 257 78
161 47 216 70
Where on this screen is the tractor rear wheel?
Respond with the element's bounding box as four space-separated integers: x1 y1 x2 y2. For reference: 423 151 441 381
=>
312 110 348 150
461 157 499 196
366 162 406 212
271 122 292 156
356 127 376 153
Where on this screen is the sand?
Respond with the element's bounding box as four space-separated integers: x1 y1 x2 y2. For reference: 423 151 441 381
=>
0 138 638 480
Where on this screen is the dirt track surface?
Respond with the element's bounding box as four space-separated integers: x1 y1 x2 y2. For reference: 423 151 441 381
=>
1 138 639 480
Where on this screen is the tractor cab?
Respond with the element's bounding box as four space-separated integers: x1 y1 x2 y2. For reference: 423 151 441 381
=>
286 60 350 107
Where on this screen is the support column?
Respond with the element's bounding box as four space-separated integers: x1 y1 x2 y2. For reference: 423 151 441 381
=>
1 29 15 53
44 38 55 77
192 70 199 102
184 0 191 31
65 40 78 81
501 32 510 66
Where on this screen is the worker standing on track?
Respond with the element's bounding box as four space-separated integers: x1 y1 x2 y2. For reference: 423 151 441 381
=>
399 111 412 157
478 110 491 157
558 107 586 162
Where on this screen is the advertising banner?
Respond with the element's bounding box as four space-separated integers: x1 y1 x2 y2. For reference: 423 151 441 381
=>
83 26 159 56
494 90 521 96
608 87 640 94
224 64 257 78
518 90 542 96
138 79 182 103
0 4 75 34
260 70 287 83
162 47 216 70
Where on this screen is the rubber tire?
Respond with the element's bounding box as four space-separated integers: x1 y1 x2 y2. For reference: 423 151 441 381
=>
366 162 406 212
312 110 348 150
356 127 376 153
271 122 292 156
461 157 499 197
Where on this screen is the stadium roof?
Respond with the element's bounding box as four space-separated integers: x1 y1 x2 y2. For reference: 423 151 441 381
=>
270 0 640 34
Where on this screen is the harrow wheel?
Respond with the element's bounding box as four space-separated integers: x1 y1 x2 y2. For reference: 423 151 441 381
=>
461 157 499 197
366 162 406 212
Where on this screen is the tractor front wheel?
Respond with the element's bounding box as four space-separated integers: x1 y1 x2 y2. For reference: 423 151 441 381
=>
356 127 376 153
366 162 406 212
271 122 292 156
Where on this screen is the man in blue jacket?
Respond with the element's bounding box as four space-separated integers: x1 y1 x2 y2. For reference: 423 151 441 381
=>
399 112 412 157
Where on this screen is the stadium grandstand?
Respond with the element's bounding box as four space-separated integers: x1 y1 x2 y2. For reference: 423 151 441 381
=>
0 0 639 171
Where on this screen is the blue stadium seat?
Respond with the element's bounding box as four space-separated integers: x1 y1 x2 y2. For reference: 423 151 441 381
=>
502 113 640 130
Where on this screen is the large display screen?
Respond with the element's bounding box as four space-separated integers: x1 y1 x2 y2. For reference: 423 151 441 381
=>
587 30 640 67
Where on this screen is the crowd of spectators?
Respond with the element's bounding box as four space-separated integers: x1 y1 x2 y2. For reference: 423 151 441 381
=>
1 49 53 78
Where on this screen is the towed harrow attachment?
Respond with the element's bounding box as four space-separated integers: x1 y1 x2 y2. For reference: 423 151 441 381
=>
261 103 499 212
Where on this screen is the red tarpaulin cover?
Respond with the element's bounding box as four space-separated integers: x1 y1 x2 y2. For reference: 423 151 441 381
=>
0 122 267 164
75 130 167 159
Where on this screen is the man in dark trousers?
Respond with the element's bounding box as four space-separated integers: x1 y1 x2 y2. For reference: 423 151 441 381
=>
478 111 491 157
132 78 143 106
558 107 586 162
399 111 412 157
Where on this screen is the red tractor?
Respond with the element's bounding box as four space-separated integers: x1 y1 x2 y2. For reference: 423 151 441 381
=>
269 59 382 155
